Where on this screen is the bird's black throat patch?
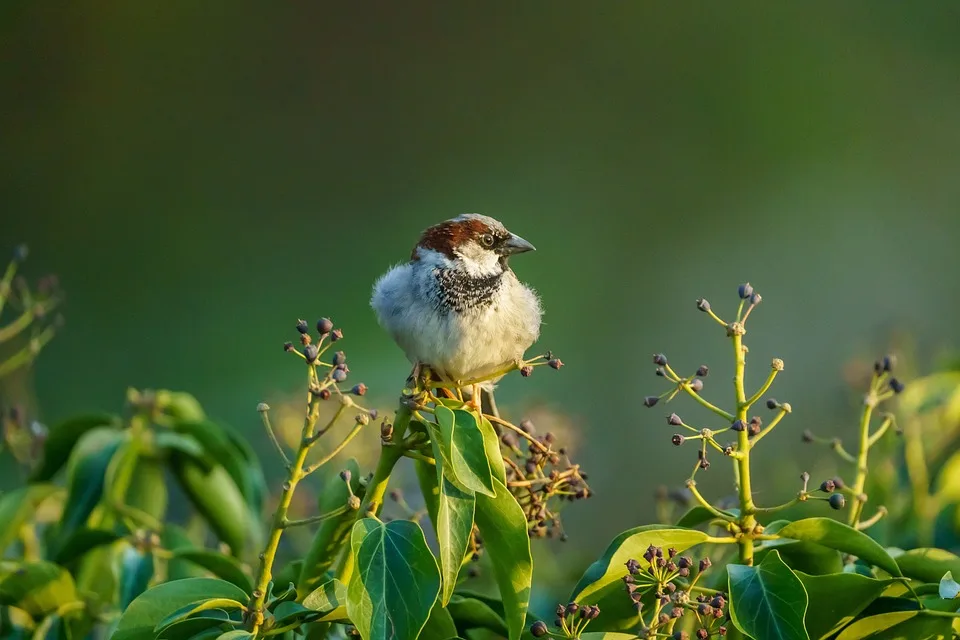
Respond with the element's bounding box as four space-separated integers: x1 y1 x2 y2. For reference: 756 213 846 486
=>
432 268 503 314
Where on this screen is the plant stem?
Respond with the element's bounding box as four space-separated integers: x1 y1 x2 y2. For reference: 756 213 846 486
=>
732 330 757 565
848 399 875 527
335 405 412 586
247 391 320 635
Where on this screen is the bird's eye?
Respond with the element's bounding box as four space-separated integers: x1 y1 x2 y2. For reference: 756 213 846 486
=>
480 233 495 247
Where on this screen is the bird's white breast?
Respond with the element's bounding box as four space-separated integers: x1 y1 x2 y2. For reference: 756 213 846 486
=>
371 261 542 382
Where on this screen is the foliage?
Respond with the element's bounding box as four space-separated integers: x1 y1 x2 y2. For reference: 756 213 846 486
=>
6 281 960 640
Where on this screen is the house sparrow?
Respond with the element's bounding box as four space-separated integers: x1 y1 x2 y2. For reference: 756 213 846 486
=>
371 214 542 393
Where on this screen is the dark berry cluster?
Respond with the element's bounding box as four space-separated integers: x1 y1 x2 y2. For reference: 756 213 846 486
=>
622 546 727 638
498 418 591 541
529 602 600 639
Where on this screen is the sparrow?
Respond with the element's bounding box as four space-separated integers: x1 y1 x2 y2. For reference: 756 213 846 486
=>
370 214 542 396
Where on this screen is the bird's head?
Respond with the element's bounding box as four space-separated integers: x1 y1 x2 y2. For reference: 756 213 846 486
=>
412 214 536 276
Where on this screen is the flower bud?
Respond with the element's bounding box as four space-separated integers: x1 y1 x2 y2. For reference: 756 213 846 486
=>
696 298 711 312
643 396 659 408
317 317 334 334
333 368 348 383
889 378 905 394
304 344 319 363
738 283 754 299
319 388 331 400
689 379 703 393
339 469 352 483
381 422 394 441
750 292 762 306
333 351 346 366
766 398 778 410
351 383 367 396
671 434 685 446
829 493 846 510
530 621 548 638
283 342 294 352
548 359 564 370
520 365 534 377
355 413 370 426
699 557 712 572
696 365 709 377
668 413 683 426
731 419 745 432
653 353 668 366
771 358 784 371
820 479 835 492
655 367 666 377
331 328 344 342
802 430 814 442
296 319 310 334
256 402 270 412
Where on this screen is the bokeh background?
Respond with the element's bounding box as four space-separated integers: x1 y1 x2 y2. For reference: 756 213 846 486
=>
3 1 960 590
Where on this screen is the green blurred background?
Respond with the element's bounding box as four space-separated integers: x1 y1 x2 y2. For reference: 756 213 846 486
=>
3 2 960 565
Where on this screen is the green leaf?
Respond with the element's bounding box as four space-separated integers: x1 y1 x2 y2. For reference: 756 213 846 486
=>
60 427 125 536
52 527 123 566
795 570 893 640
155 611 237 640
420 605 459 640
676 505 739 528
579 634 643 640
125 458 169 521
437 475 476 606
415 457 441 531
158 390 207 422
172 550 253 594
834 610 954 639
113 578 249 640
0 483 60 554
215 631 254 640
346 518 441 640
474 477 533 640
727 550 809 640
162 524 208 581
171 455 250 556
302 579 348 622
777 518 902 577
0 562 78 620
30 412 119 482
896 547 960 584
448 594 508 636
155 598 247 634
939 571 960 599
272 601 322 626
298 458 364 597
569 525 709 631
118 545 156 609
433 406 495 497
477 414 506 486
755 522 844 576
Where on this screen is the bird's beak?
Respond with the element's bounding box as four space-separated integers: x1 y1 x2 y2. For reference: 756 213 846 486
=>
500 233 536 255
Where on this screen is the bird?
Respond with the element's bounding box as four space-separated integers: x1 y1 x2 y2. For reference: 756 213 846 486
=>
370 214 542 404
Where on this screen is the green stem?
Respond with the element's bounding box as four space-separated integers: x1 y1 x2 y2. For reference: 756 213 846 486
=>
283 505 350 529
247 391 320 635
0 308 35 344
334 405 412 587
744 368 779 410
732 330 756 565
748 407 788 447
0 259 19 319
848 400 875 527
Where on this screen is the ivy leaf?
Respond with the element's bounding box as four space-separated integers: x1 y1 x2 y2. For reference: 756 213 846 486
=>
170 455 251 556
346 518 441 640
302 579 349 622
434 406 495 497
448 594 508 636
755 520 843 576
474 477 532 640
52 527 123 566
795 570 894 640
171 549 253 594
727 549 809 640
117 545 155 609
834 611 954 639
939 571 960 599
437 474 476 606
29 412 120 482
420 605 459 640
60 427 125 537
0 484 60 554
477 414 506 485
568 525 709 631
113 577 249 640
777 518 901 577
676 505 740 528
896 547 960 583
0 562 78 620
